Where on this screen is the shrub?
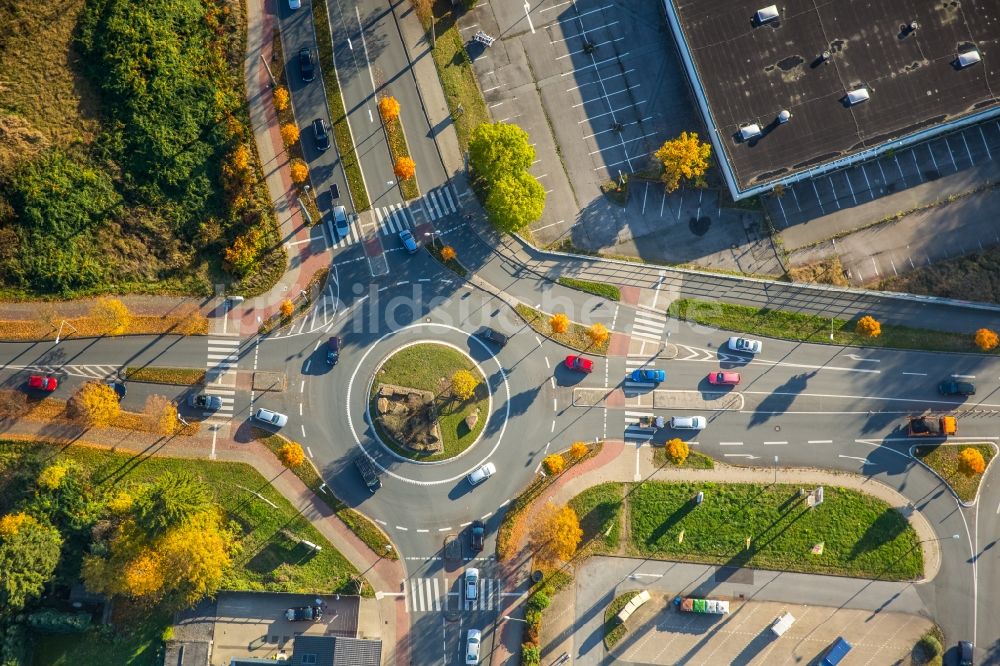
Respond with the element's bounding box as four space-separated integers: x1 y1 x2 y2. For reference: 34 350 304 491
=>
974 328 998 351
280 299 295 319
521 644 540 665
441 245 457 261
71 381 121 427
394 156 416 181
587 323 609 346
543 454 565 475
90 298 132 336
526 591 550 612
378 96 400 122
451 370 478 401
549 313 569 334
274 86 290 110
231 144 251 172
570 442 588 459
279 442 306 468
524 608 542 627
37 463 70 490
855 315 881 338
290 159 309 184
958 448 986 476
224 228 263 275
280 123 300 145
665 438 689 465
25 610 91 634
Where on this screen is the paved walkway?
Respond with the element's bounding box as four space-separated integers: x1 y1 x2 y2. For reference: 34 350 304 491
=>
498 440 942 665
0 420 410 665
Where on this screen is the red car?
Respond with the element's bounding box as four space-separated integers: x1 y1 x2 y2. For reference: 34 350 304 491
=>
564 355 593 373
707 371 741 386
28 375 58 392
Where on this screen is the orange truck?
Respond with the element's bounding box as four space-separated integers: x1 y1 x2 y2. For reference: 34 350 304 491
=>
907 415 957 437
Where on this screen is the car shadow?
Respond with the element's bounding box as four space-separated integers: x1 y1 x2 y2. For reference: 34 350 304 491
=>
554 364 589 387
448 479 475 501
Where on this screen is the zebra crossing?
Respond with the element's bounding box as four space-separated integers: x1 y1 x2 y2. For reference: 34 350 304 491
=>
204 337 239 423
14 364 118 380
405 577 501 613
630 305 668 344
624 410 656 444
328 186 461 249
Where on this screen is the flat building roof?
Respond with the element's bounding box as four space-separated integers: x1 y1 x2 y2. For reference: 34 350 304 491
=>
664 0 1000 197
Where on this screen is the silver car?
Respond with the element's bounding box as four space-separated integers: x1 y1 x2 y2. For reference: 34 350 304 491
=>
466 629 481 664
465 568 479 600
333 205 350 240
467 462 496 486
253 408 288 428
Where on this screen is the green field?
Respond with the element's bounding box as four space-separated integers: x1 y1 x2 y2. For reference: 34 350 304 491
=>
371 344 488 461
568 482 622 552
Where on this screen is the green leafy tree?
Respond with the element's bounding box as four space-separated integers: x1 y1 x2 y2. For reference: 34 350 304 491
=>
485 171 546 233
134 472 211 538
468 122 535 183
0 513 63 614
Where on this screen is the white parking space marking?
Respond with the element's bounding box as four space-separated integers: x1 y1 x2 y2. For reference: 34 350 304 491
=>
979 126 993 160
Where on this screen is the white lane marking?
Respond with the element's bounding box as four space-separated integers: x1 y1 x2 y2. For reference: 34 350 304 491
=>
396 525 409 531
839 454 869 462
437 527 451 532
952 374 977 379
719 442 743 446
842 354 879 362
300 424 306 437
545 356 550 369
724 454 760 459
808 440 833 444
417 529 429 533
763 441 788 445
902 372 928 376
553 398 557 411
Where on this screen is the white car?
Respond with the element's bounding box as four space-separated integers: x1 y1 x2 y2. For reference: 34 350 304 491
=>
465 568 479 600
253 408 288 428
670 415 707 430
333 205 350 239
467 462 496 486
727 336 762 354
466 629 481 664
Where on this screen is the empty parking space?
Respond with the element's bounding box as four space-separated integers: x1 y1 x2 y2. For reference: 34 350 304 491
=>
767 119 1000 230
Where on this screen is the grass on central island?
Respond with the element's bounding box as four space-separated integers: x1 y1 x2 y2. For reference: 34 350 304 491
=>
913 443 995 503
566 480 923 581
371 343 488 461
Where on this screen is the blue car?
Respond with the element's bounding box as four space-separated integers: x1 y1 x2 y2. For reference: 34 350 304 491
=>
630 368 665 383
399 229 418 253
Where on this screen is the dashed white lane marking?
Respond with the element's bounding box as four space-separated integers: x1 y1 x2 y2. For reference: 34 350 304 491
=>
952 374 977 379
763 441 788 446
719 442 743 446
902 372 928 376
808 439 833 444
396 526 408 531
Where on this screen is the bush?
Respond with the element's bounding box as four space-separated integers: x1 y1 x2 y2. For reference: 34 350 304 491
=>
570 442 588 459
441 246 457 261
279 442 306 468
543 455 565 475
526 591 550 612
274 86 289 110
394 156 416 181
974 328 998 351
521 644 540 665
959 447 986 475
917 633 942 659
280 299 295 319
665 438 689 466
280 123 300 145
25 610 91 634
290 159 309 184
378 96 400 122
855 315 881 338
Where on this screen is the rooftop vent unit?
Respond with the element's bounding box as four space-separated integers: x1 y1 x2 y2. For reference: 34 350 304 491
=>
846 88 870 106
755 5 779 24
739 124 762 141
777 109 791 124
957 48 982 68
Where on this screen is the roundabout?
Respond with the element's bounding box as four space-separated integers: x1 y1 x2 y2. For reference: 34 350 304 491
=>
367 340 491 463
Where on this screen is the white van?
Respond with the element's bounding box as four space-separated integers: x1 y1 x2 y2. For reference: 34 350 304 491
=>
670 416 706 430
771 612 795 637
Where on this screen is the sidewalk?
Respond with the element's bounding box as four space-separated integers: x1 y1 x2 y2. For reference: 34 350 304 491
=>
0 420 410 665
498 440 943 665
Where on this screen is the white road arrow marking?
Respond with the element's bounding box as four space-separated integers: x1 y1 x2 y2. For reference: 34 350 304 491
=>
838 454 870 462
723 454 759 460
843 354 880 362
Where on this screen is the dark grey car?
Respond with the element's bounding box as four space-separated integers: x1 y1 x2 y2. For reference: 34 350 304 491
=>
312 118 330 151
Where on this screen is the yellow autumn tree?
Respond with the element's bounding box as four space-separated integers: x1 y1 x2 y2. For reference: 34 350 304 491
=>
123 551 165 600
224 228 263 275
855 315 881 338
273 86 289 111
394 156 416 181
654 131 712 192
378 95 401 122
665 438 689 466
958 448 986 476
570 442 588 459
72 381 121 427
290 159 309 184
440 245 457 262
278 442 305 468
90 298 132 336
549 313 569 335
174 309 209 336
529 502 582 566
280 299 295 319
587 322 609 347
451 370 478 401
106 491 134 515
144 395 178 435
543 454 565 475
37 462 70 490
232 144 251 172
0 512 29 538
280 123 300 145
974 328 999 351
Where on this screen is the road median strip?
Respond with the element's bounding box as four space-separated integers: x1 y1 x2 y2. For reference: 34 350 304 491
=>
911 442 997 505
124 367 206 386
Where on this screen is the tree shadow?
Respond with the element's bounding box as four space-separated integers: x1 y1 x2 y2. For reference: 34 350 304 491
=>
748 371 815 427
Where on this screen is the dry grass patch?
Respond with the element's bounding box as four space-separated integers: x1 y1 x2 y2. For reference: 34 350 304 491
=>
0 310 208 341
787 256 849 286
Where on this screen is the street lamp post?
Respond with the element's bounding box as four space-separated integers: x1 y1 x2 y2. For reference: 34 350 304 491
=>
501 615 528 624
921 534 960 544
773 455 778 484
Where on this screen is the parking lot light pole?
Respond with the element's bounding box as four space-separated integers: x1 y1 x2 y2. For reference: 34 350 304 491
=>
921 533 960 544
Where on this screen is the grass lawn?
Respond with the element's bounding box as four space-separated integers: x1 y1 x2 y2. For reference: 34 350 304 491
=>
515 304 610 355
32 608 171 666
569 482 622 553
311 0 369 210
667 298 985 354
604 591 639 649
371 344 487 461
557 278 621 302
413 2 491 152
0 441 363 595
254 429 397 561
652 448 715 469
125 366 206 386
627 482 922 580
913 443 995 503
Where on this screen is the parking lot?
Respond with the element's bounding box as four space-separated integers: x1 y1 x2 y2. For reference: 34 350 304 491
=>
612 591 932 665
456 0 780 272
767 119 1000 230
